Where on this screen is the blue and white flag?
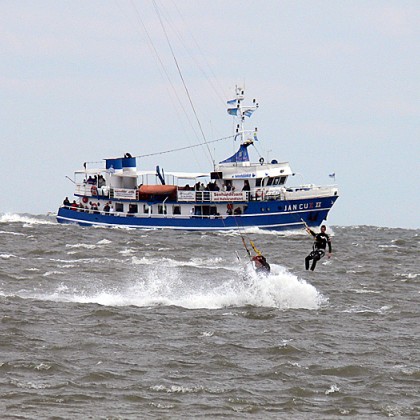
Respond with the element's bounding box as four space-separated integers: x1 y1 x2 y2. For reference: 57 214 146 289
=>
253 131 259 141
243 109 255 118
227 99 237 105
227 108 238 116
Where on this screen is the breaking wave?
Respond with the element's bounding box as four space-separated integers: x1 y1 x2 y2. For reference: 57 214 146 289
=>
12 262 325 311
0 213 56 226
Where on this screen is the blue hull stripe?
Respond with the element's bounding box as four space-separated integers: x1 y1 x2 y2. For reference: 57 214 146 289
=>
57 195 337 231
56 214 309 231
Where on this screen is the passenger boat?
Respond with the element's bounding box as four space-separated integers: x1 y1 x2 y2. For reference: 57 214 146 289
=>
57 87 338 231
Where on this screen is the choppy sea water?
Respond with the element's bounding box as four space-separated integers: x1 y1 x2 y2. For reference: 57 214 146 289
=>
0 213 419 419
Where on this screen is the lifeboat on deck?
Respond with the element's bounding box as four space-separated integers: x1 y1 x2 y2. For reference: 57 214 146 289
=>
138 185 177 198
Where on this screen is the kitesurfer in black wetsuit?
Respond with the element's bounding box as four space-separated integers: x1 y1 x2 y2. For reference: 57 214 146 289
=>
305 225 332 271
252 255 271 274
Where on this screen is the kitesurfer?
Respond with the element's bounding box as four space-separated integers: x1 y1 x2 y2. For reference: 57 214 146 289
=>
241 237 271 275
252 254 271 274
305 225 332 271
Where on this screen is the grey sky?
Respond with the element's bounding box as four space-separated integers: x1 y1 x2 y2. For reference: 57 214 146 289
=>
1 1 419 228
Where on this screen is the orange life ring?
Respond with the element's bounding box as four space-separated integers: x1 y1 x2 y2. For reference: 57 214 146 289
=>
91 186 98 195
82 196 88 203
256 189 263 198
227 203 233 210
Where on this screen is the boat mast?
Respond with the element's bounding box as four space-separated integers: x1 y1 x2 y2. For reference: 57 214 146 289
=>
228 86 259 145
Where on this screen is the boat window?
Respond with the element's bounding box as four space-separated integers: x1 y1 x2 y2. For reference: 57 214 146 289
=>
115 203 124 212
267 176 283 186
279 176 287 185
267 177 283 186
143 204 151 214
256 178 262 187
173 205 181 215
210 171 223 180
225 180 233 191
128 204 138 214
158 205 167 215
202 206 210 216
197 205 218 216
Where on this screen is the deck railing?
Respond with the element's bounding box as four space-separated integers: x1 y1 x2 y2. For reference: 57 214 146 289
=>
74 183 337 202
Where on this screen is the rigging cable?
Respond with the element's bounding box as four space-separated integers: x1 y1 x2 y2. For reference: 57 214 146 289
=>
169 0 227 107
128 0 205 168
137 134 233 158
152 0 214 166
83 134 234 166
